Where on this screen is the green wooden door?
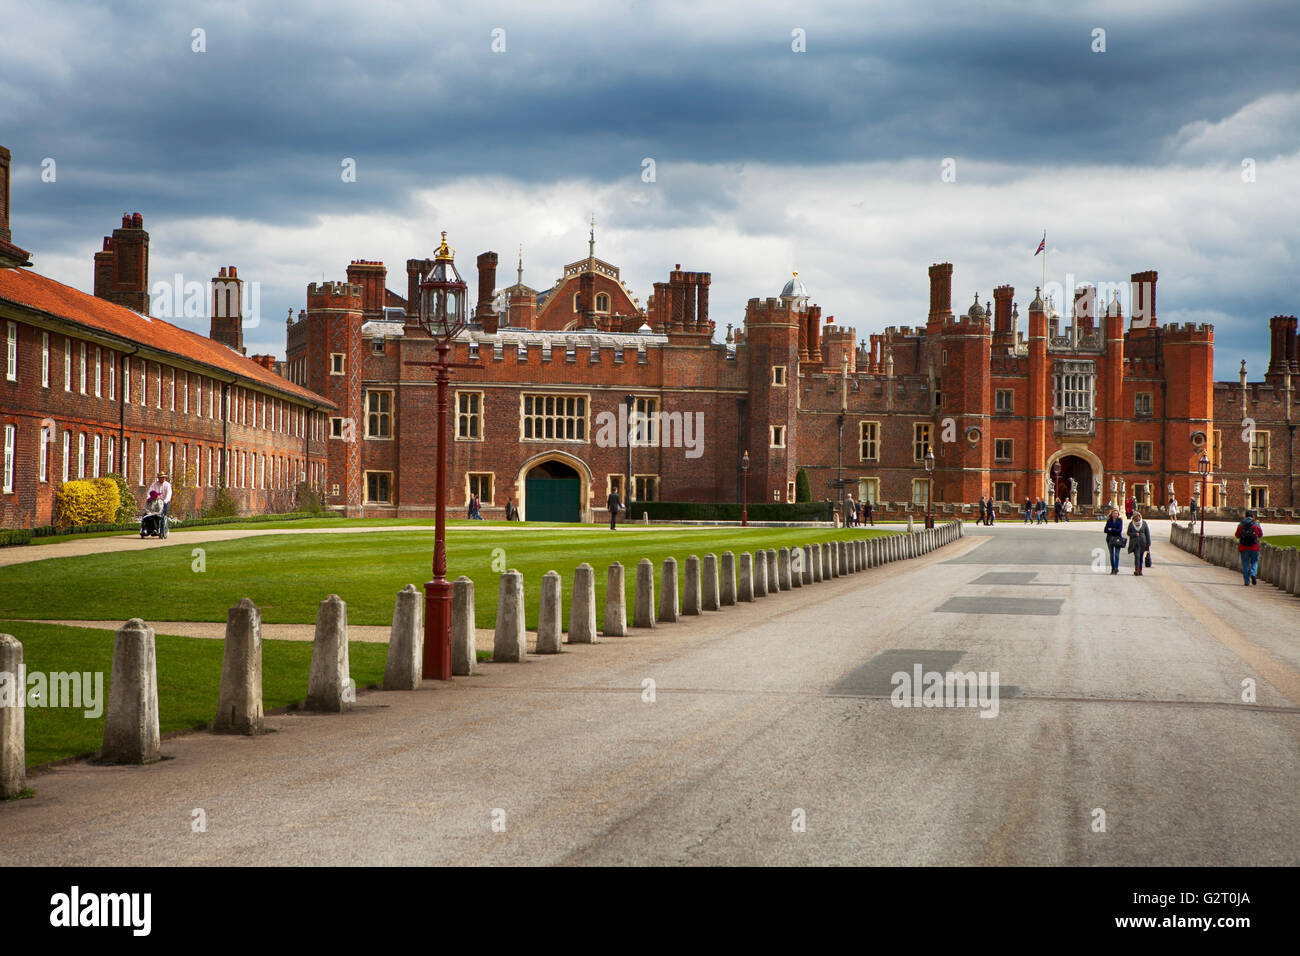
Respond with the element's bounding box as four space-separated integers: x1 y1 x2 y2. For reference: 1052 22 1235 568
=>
525 477 581 522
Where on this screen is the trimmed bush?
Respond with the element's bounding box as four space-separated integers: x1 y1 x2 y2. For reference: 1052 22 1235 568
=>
22 510 343 541
795 468 811 503
204 488 239 519
104 473 136 523
294 481 323 514
53 479 121 528
0 528 33 547
628 500 831 522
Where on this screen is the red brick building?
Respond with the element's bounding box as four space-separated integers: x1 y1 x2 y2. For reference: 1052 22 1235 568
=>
2 135 1297 528
0 144 333 528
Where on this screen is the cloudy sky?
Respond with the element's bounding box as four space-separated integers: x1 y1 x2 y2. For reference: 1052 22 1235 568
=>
2 0 1297 377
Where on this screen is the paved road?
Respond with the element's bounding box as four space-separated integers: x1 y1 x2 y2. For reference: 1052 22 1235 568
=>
2 520 1297 865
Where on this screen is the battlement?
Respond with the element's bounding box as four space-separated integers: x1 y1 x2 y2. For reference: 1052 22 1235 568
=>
347 259 386 271
1162 322 1215 341
307 281 364 310
822 325 856 339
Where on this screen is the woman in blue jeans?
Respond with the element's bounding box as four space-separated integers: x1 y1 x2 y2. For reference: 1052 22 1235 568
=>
1103 508 1124 574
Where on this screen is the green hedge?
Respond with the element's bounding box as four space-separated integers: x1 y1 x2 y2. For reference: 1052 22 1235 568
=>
627 500 832 522
0 529 33 547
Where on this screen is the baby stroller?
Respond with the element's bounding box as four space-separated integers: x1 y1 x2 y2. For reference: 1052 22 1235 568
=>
140 492 168 539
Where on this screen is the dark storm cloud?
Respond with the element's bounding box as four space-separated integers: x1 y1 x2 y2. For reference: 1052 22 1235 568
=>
1 0 1296 368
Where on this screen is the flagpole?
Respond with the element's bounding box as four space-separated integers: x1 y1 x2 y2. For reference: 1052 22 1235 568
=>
1041 230 1047 300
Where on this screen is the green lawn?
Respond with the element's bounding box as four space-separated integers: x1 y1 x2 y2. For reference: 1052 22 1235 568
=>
1268 535 1300 549
2 621 388 768
0 525 897 631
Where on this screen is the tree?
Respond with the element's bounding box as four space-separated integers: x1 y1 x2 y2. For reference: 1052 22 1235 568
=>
795 468 811 503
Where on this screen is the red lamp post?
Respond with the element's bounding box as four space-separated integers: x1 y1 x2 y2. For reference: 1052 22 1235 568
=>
415 232 468 680
1197 452 1210 558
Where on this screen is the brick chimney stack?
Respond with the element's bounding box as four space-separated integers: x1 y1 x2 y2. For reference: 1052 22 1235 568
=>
1130 269 1158 334
475 251 499 324
928 262 954 323
992 285 1015 351
92 213 150 314
210 266 245 354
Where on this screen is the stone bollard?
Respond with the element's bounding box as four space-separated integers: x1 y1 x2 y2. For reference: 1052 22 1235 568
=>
767 549 779 590
604 562 627 637
306 596 352 713
812 543 823 582
102 618 162 762
536 571 563 654
844 540 854 572
703 553 721 610
778 547 792 590
683 555 703 615
382 585 423 692
659 557 680 622
634 559 656 628
493 570 527 662
570 563 599 643
1289 549 1300 595
721 551 737 606
643 511 650 524
0 634 25 797
802 545 815 585
908 515 915 533
452 576 476 675
738 552 755 602
754 549 769 597
215 597 265 732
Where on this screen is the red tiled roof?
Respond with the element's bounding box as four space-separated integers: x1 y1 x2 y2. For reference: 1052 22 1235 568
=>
0 267 334 408
0 238 32 268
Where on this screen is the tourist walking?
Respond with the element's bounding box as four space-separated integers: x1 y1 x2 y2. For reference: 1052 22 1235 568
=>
1126 511 1151 576
1234 510 1264 585
1167 497 1179 522
1037 498 1047 524
863 498 874 526
1125 495 1135 519
1053 499 1062 523
977 495 986 526
1023 497 1033 524
1103 508 1124 574
1063 498 1073 522
846 494 857 527
607 488 621 530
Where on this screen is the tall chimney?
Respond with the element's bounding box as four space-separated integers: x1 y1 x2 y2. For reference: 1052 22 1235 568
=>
928 263 953 322
475 251 499 323
1130 270 1158 333
94 212 150 314
697 272 711 330
210 266 245 354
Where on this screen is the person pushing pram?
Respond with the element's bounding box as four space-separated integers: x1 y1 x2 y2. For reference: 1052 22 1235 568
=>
140 471 172 539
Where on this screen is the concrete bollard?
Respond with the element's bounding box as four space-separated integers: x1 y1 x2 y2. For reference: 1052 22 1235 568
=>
493 570 527 662
634 559 656 628
452 576 476 675
536 570 563 654
1289 549 1300 595
754 549 768 597
215 597 265 732
703 553 721 610
739 552 755 602
778 547 792 590
0 634 25 797
767 549 779 590
802 545 815 585
102 618 162 762
811 543 823 582
306 596 352 713
570 563 599 643
908 515 915 533
604 562 627 636
721 551 737 606
683 555 703 615
659 557 680 622
382 585 423 692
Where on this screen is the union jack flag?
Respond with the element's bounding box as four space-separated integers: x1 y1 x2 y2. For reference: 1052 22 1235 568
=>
1034 232 1046 256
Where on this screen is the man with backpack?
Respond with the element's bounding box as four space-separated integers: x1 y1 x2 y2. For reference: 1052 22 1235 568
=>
1235 510 1264 586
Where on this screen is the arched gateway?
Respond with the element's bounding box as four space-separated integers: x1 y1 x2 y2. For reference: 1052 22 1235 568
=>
517 452 590 522
1045 447 1104 508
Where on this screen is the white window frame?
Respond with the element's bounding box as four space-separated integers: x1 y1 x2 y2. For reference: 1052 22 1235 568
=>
365 389 393 439
64 337 72 391
466 472 494 506
63 430 70 482
770 424 786 448
138 439 145 486
79 341 87 394
94 347 102 397
169 369 175 411
858 477 880 505
520 393 588 442
107 349 115 400
5 321 16 381
92 434 101 478
1249 431 1270 469
77 432 86 478
366 470 395 504
633 474 660 502
330 352 346 375
911 478 929 506
2 424 14 493
913 423 932 462
772 365 786 386
156 364 162 409
41 332 49 388
39 424 49 483
456 391 483 441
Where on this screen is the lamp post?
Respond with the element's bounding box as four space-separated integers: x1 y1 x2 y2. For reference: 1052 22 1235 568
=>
836 412 846 527
924 447 935 529
1197 453 1210 557
1051 460 1062 520
409 232 469 681
741 450 750 527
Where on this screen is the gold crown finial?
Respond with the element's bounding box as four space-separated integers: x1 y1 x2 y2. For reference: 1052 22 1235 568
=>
434 230 454 260
793 271 798 277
